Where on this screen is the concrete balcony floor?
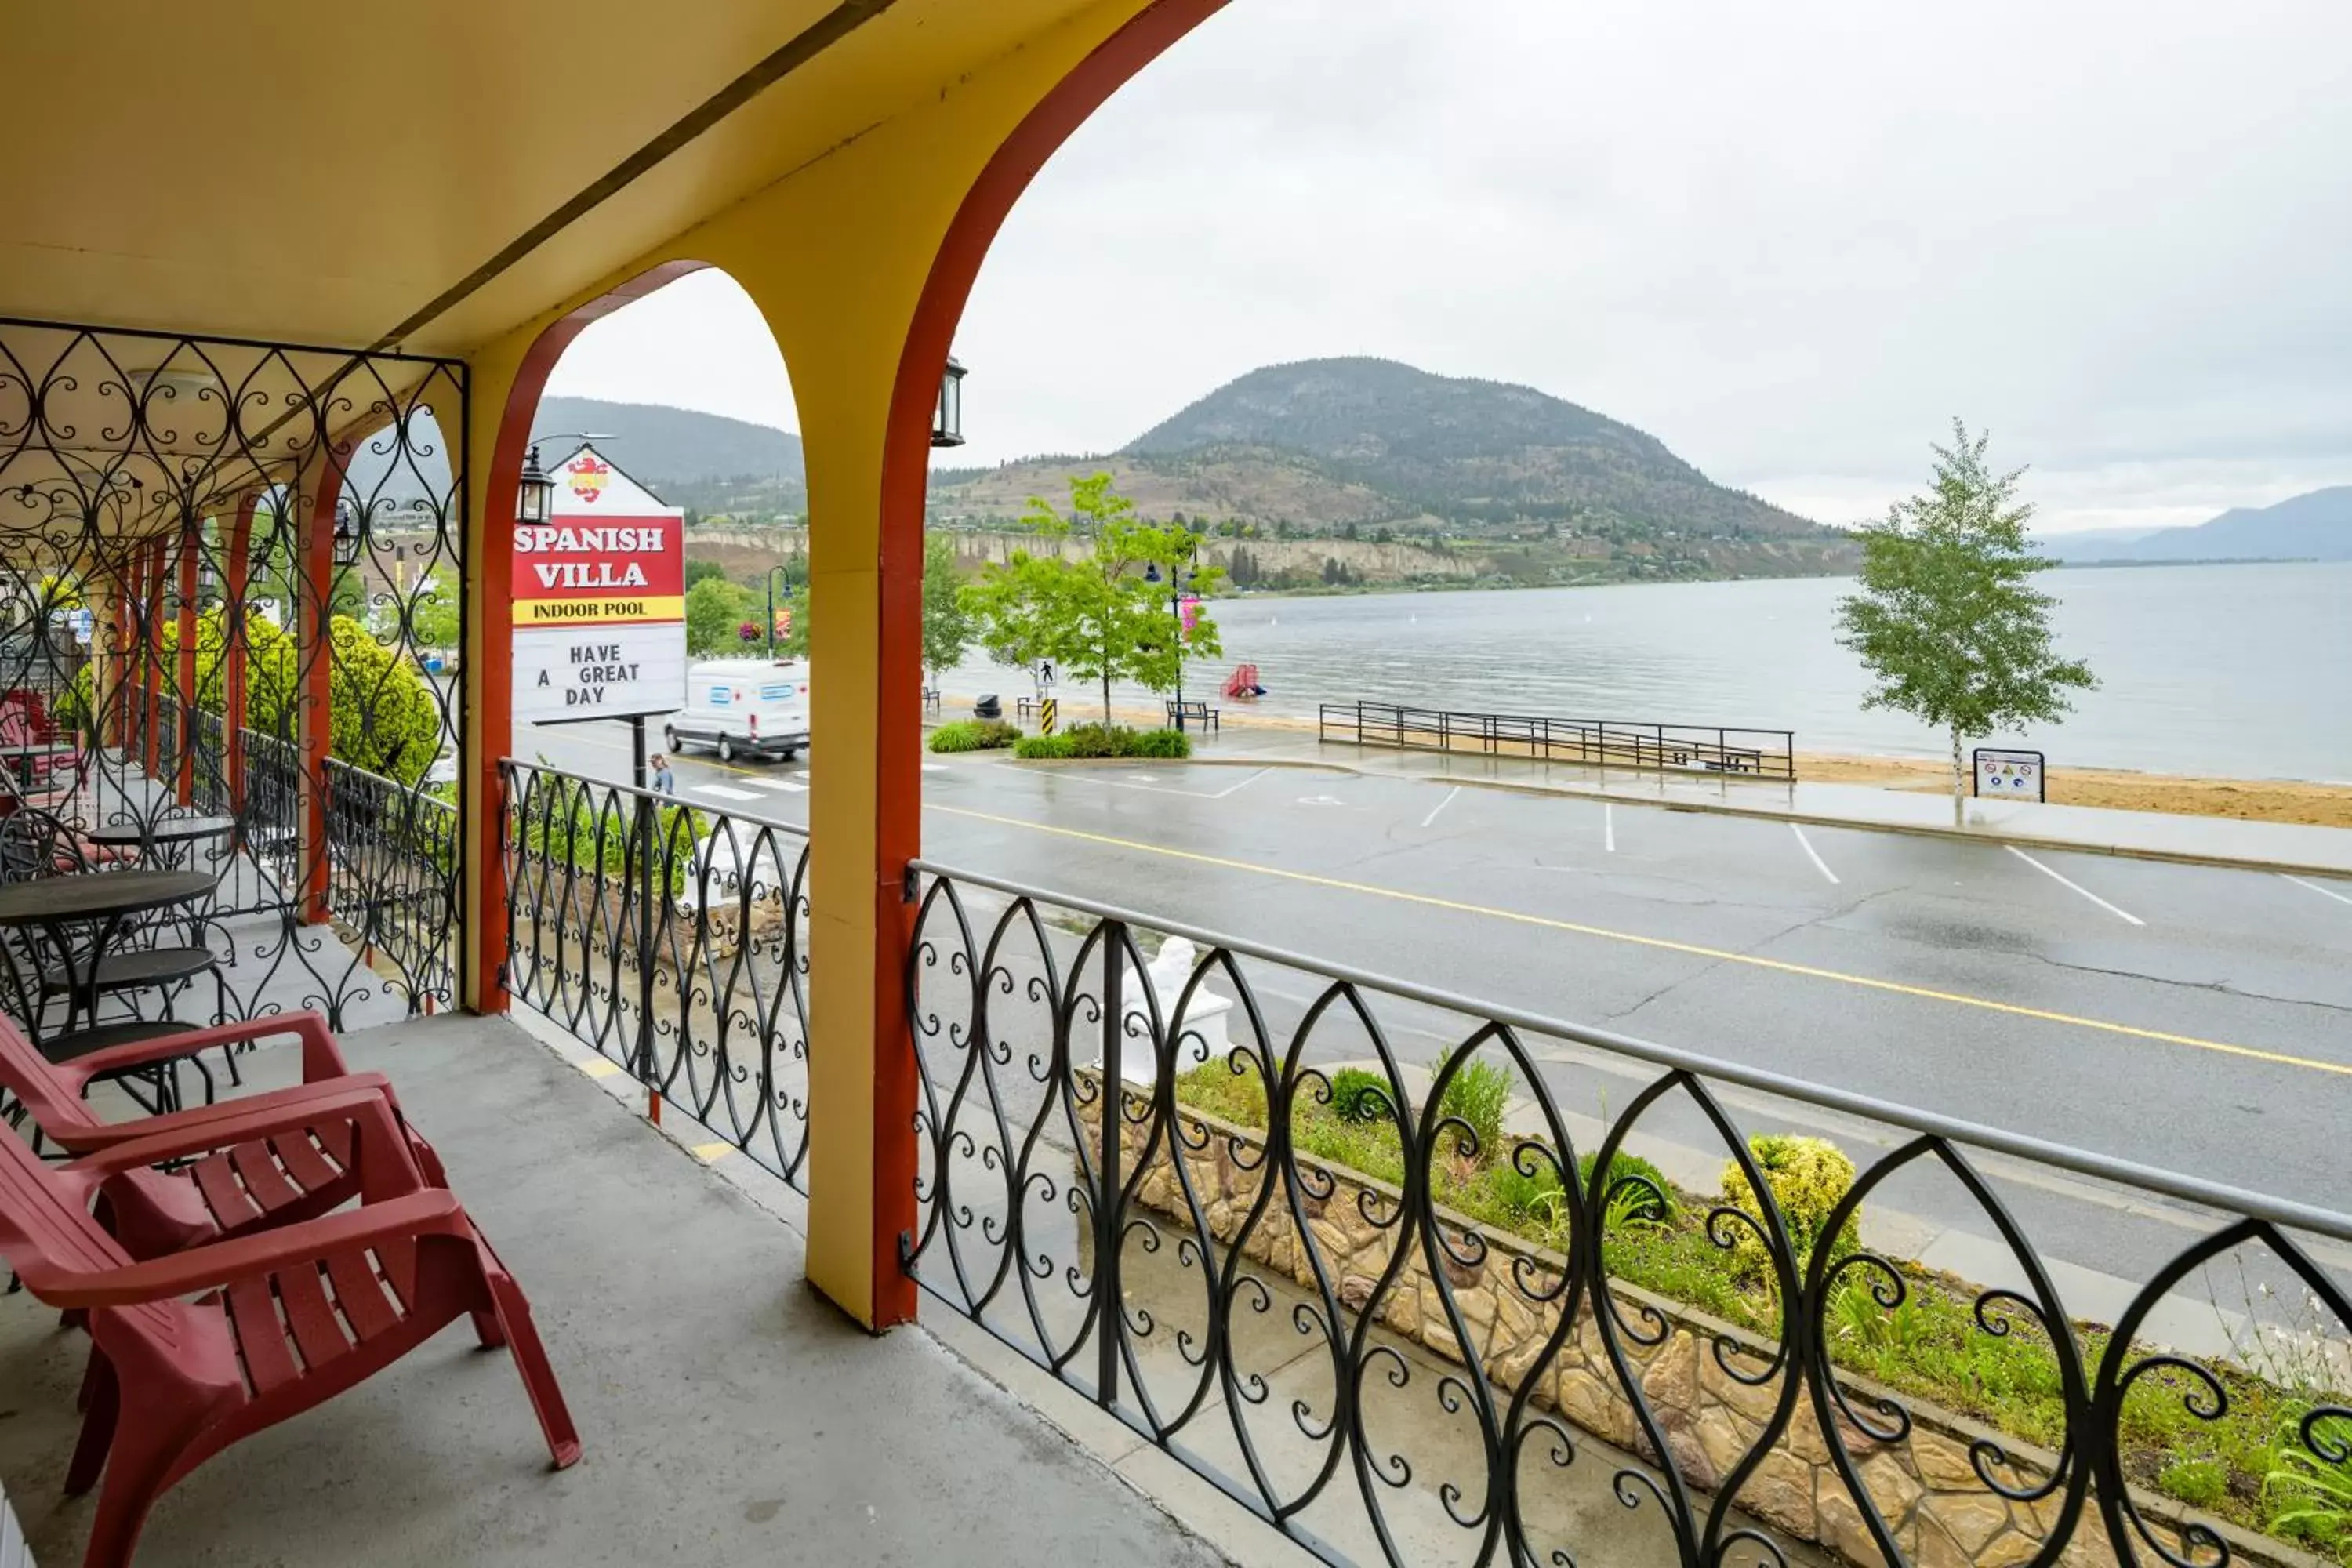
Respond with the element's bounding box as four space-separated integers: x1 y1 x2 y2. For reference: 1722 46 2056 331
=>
0 1014 1228 1567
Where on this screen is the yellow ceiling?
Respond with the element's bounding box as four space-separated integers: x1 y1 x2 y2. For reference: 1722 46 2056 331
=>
0 0 1109 358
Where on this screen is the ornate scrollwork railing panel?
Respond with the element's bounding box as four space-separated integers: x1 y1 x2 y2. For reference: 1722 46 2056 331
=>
499 758 813 1191
902 857 2352 1568
0 318 466 1027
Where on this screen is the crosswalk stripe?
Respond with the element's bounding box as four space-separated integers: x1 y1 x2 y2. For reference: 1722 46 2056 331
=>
693 783 760 801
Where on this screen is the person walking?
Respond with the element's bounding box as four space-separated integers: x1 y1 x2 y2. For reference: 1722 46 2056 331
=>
649 753 676 795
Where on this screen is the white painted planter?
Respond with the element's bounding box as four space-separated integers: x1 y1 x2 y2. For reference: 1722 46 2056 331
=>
1109 937 1232 1084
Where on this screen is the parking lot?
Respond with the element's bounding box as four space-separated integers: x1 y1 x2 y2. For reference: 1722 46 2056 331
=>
520 718 2352 1305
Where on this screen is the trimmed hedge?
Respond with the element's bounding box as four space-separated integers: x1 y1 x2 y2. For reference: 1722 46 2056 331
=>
1012 724 1192 761
928 718 1021 753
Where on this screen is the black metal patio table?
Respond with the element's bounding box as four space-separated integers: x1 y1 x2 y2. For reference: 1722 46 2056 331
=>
82 812 236 862
0 869 220 1095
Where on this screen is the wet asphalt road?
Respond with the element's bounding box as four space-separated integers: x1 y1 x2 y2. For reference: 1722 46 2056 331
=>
518 719 2352 1314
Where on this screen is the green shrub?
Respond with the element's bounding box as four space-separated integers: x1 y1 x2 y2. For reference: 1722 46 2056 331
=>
2161 1455 2230 1512
1013 733 1076 760
1720 1134 1860 1279
2267 1407 2352 1553
1327 1066 1392 1124
1483 1154 1567 1231
928 718 1020 753
1433 1046 1512 1160
1018 722 1192 760
1577 1149 1675 1225
1061 722 1125 758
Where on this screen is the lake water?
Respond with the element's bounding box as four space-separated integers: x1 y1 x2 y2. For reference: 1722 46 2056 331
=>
950 561 2352 781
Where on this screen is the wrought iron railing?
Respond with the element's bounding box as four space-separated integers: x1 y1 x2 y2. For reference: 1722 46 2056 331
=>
0 316 469 1029
323 756 459 1008
905 858 2350 1568
499 758 813 1187
188 706 228 815
1323 701 1798 782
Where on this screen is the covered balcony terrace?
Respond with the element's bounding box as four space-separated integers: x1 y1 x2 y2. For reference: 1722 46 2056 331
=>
2 5 2347 1568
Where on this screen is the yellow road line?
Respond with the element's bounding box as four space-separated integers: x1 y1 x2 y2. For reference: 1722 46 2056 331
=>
579 1058 622 1080
927 804 2352 1081
690 1141 736 1163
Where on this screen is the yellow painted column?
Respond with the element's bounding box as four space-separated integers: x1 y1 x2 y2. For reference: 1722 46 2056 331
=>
440 0 1198 1327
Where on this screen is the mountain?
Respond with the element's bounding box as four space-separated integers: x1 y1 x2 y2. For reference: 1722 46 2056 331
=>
530 396 805 514
1116 358 1820 539
2045 487 2352 564
467 367 1858 583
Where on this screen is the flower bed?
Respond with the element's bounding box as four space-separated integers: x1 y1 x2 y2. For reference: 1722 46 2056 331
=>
1076 1061 2347 1568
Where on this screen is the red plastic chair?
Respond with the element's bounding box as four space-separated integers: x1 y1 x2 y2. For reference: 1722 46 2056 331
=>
0 1008 466 1261
0 1087 582 1568
0 1008 366 1153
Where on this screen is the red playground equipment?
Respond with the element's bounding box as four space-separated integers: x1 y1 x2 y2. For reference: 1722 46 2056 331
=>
1221 663 1266 702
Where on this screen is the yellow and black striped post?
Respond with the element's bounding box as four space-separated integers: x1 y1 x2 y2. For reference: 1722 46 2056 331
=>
1040 698 1058 735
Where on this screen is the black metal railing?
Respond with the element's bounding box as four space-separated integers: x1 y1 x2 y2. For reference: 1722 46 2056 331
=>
1322 702 1797 782
905 858 2350 1568
324 756 459 1008
499 758 813 1188
0 316 469 1029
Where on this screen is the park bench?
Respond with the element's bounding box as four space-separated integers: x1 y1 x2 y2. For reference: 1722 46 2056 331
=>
1165 699 1218 731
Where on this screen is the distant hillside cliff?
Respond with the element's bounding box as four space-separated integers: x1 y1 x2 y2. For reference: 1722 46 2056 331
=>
522 362 1865 587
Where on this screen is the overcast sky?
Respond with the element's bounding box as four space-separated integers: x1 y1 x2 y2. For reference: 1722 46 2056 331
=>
548 0 2352 535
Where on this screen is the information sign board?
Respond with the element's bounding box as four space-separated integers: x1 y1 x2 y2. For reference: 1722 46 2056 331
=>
511 445 686 724
1973 748 2045 801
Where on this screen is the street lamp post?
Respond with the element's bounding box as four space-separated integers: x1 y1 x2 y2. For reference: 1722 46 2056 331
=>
764 561 799 657
1145 534 1201 731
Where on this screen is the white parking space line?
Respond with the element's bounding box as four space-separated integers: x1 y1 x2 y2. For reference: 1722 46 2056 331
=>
1055 766 1272 800
692 783 761 802
1602 803 1615 853
2284 873 2352 907
1213 768 1269 800
921 763 947 774
1419 786 1461 829
2007 847 2144 926
1790 824 1840 884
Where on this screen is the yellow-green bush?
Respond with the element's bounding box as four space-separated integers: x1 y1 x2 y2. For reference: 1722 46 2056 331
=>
1719 1134 1860 1279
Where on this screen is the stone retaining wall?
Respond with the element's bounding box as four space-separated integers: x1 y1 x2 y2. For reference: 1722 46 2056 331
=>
1080 1080 2308 1568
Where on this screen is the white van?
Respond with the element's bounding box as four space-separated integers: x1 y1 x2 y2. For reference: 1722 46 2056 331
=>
666 659 811 764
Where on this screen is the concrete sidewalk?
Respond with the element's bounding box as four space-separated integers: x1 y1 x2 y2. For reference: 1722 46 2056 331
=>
1190 728 2352 877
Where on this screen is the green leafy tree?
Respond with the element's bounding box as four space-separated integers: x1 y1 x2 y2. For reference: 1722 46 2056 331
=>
1836 422 2095 822
684 575 755 656
962 474 1222 720
682 557 731 590
111 608 448 784
920 532 978 679
407 578 460 648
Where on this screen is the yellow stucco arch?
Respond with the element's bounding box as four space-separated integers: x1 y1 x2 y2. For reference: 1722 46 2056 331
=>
457 0 1229 1327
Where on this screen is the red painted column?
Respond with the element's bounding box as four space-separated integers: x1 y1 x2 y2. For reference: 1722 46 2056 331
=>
467 261 703 1014
298 456 346 925
140 539 165 782
173 519 199 805
107 560 135 754
223 495 256 815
